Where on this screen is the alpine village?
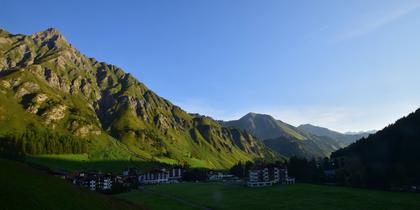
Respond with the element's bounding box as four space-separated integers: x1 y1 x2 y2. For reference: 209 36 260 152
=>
2 2 420 210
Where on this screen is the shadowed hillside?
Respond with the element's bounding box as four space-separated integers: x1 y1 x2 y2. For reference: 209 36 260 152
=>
0 158 144 210
332 108 420 188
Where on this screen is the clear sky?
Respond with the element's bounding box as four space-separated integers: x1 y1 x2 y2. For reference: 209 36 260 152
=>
2 0 420 132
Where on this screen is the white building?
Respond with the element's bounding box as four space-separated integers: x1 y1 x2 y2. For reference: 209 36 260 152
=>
138 168 183 184
89 180 96 191
208 171 234 181
99 177 113 190
247 166 294 187
248 167 277 187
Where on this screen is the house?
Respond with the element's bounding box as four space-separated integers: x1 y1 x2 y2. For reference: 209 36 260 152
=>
278 168 295 184
168 168 183 183
247 166 294 187
69 171 114 191
324 169 336 177
247 166 279 187
50 170 68 179
138 168 183 184
88 179 96 191
208 171 234 181
98 176 113 190
138 169 169 184
78 177 97 191
123 168 139 177
283 177 295 184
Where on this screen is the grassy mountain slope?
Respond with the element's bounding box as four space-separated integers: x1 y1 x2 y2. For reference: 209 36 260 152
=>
0 158 143 210
225 112 306 140
298 124 374 147
0 28 277 169
332 108 420 187
224 113 342 158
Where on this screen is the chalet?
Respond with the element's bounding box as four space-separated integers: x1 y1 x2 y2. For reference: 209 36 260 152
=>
70 171 114 191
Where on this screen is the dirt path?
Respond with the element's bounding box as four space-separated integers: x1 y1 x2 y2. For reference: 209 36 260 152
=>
139 187 214 210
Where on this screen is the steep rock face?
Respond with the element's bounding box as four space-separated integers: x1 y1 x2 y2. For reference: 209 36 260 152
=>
0 28 277 168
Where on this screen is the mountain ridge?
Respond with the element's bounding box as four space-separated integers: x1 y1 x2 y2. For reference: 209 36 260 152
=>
223 113 343 158
0 28 279 169
297 124 373 146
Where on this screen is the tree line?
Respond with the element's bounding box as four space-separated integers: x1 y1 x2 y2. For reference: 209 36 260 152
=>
332 109 420 190
0 128 88 158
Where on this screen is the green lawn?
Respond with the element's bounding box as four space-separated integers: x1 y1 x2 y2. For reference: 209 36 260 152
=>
117 182 420 210
0 158 144 210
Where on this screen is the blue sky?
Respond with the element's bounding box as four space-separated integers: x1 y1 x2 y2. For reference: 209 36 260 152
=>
2 0 420 132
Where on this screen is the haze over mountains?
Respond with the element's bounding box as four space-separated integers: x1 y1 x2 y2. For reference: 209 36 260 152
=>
298 124 374 147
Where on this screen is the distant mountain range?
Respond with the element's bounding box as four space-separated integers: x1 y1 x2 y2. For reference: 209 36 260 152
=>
224 113 374 158
0 28 278 169
298 124 374 147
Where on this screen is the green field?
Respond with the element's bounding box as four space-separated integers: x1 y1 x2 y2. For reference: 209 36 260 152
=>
116 182 420 210
0 158 144 210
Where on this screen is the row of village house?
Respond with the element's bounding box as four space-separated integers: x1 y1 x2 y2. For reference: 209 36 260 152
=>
51 166 295 191
51 168 186 191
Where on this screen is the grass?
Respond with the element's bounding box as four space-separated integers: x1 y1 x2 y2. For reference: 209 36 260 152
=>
117 182 420 210
25 154 160 173
115 189 196 210
0 158 144 210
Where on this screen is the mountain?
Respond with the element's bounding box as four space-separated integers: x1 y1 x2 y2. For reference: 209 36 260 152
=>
298 124 374 147
224 113 342 158
0 28 278 169
224 113 307 140
332 108 420 188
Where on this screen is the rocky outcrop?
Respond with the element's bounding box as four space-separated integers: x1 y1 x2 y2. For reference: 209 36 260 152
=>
42 104 67 125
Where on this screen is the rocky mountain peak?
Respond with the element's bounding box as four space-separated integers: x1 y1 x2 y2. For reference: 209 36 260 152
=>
30 28 69 49
0 28 11 36
37 27 63 38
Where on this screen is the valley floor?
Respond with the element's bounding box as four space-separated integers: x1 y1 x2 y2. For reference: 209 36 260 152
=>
116 182 420 210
